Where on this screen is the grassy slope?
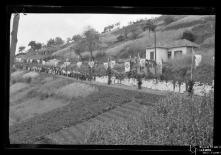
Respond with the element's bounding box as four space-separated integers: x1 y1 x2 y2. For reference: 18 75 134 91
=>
93 15 214 59
22 15 215 61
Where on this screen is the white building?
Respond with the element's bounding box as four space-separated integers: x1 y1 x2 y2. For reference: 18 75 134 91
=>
146 39 199 64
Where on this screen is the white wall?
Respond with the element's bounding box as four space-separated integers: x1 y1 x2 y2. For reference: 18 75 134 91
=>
156 48 168 64
146 47 196 63
169 47 188 59
146 48 168 64
146 49 152 60
95 76 213 96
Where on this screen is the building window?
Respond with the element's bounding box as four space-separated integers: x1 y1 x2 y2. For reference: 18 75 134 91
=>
168 51 172 59
150 51 154 60
174 50 182 57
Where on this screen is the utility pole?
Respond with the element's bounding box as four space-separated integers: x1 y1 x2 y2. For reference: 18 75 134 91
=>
189 47 195 96
154 30 157 75
190 47 195 81
10 13 20 75
154 30 156 63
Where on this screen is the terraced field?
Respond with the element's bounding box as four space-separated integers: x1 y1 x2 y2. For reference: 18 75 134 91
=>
9 71 164 144
35 100 149 144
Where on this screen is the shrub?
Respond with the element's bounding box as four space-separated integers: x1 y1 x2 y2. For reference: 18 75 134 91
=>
162 54 192 83
181 30 196 42
164 20 203 31
193 63 214 85
25 77 32 83
116 35 125 42
112 63 124 73
84 92 214 146
95 51 107 60
11 79 17 85
164 16 175 25
128 28 141 40
94 64 106 76
11 67 16 73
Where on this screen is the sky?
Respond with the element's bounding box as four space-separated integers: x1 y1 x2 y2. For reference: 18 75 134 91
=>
10 13 161 54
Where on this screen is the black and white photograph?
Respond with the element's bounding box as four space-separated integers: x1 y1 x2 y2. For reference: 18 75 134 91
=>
9 9 215 149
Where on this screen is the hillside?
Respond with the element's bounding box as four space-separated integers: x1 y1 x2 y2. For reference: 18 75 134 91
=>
20 15 215 61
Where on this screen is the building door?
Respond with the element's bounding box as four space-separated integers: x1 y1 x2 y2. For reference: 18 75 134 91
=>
168 51 172 59
150 51 154 60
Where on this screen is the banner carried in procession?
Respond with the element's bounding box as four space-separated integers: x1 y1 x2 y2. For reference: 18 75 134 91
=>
156 62 163 75
64 61 71 66
125 62 130 72
139 58 146 67
194 54 202 68
88 61 94 68
110 60 116 68
16 58 22 62
103 62 108 70
60 61 71 68
77 61 82 68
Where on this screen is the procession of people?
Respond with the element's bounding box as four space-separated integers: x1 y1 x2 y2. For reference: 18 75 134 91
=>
14 55 203 95
14 55 147 86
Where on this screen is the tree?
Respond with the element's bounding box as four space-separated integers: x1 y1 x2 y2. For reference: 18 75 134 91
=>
117 35 125 42
122 27 128 40
71 39 86 59
181 30 196 42
72 35 82 42
28 41 36 49
47 38 56 47
28 41 42 51
10 13 20 74
46 37 64 47
163 54 192 92
164 16 175 25
115 22 120 26
35 43 42 50
18 46 25 53
66 37 72 44
55 37 64 45
130 27 139 39
143 20 157 74
83 27 101 60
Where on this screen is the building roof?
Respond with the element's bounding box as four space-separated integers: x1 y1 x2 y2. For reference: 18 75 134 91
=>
146 39 199 49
